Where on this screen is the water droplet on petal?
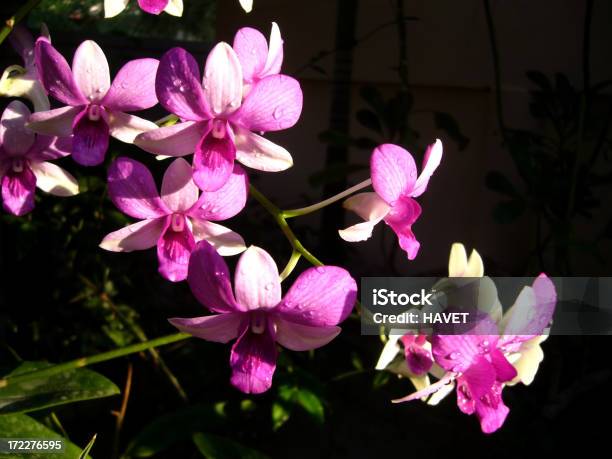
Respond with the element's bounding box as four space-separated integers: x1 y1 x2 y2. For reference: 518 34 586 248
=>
315 267 325 274
273 106 284 120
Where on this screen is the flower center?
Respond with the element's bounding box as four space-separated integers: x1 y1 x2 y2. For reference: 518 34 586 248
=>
88 104 101 121
211 119 226 139
11 158 24 173
170 214 185 232
250 311 267 334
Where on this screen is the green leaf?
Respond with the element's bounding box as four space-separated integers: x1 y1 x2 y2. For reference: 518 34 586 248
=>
78 434 97 459
0 362 119 415
493 200 526 224
124 404 226 458
271 401 290 431
485 171 520 197
0 414 86 459
372 371 390 389
356 109 383 135
433 112 470 150
293 389 324 424
192 433 270 459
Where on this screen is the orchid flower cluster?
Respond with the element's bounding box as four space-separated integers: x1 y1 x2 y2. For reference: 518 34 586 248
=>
0 15 556 433
376 244 557 433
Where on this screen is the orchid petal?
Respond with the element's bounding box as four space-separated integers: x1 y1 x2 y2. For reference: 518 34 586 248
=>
475 384 510 434
138 0 169 15
189 164 248 221
384 196 422 260
35 38 85 106
156 48 209 120
203 43 243 117
103 58 159 111
370 143 417 205
193 127 236 192
233 126 293 171
0 66 50 112
99 218 165 252
108 111 158 144
28 136 72 161
411 139 443 197
169 313 244 343
230 325 277 394
278 266 357 326
190 219 246 256
161 158 198 212
232 74 302 132
27 106 80 137
163 0 184 16
72 40 110 103
0 100 34 155
274 318 340 351
239 0 253 13
187 240 242 313
262 22 283 77
30 161 78 196
71 108 109 166
135 121 206 157
392 373 455 403
104 0 129 18
234 246 281 310
157 215 195 282
1 166 36 216
232 27 267 83
108 157 169 218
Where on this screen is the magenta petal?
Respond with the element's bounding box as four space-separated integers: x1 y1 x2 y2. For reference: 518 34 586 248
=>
431 318 499 373
103 58 160 112
278 266 357 327
108 157 169 219
35 38 85 106
187 240 242 313
156 48 209 121
138 0 169 14
169 313 245 343
462 356 496 399
474 384 510 434
371 144 417 205
161 158 199 212
189 164 248 221
490 348 517 382
157 215 195 282
193 128 236 192
230 325 278 394
232 74 303 132
72 108 109 166
232 27 268 83
2 165 36 216
400 337 433 375
384 196 422 260
135 121 206 157
274 317 341 351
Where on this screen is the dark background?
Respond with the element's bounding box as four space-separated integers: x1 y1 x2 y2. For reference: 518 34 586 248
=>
1 0 611 457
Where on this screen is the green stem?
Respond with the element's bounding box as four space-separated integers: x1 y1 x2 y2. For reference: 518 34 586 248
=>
0 333 191 389
279 250 302 281
283 178 372 218
249 185 323 266
0 0 42 45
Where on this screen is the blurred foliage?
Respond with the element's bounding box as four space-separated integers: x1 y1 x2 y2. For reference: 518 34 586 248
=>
486 70 612 273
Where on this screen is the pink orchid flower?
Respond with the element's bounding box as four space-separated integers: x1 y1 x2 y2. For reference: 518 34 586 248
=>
232 22 282 90
100 157 247 282
0 101 78 216
135 38 302 192
394 274 556 434
104 0 183 18
339 140 443 260
28 39 159 166
170 241 357 394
